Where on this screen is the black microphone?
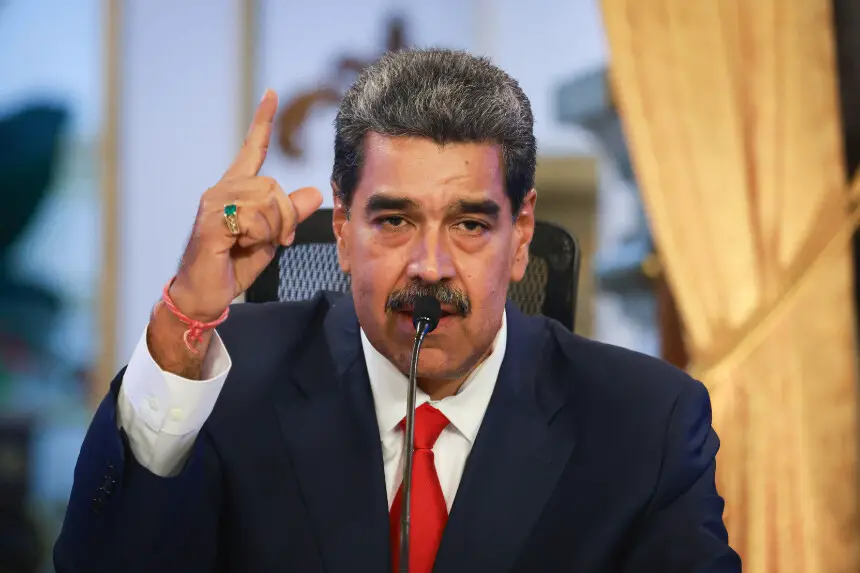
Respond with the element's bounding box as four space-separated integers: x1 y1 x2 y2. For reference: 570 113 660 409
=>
398 295 442 573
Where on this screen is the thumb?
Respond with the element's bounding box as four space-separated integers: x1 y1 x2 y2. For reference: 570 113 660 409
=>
289 186 325 224
280 186 324 245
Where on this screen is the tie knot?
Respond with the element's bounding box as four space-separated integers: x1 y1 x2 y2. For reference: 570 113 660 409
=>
400 403 450 450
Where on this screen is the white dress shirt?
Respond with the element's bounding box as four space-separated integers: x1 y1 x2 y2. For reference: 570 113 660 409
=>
117 310 507 510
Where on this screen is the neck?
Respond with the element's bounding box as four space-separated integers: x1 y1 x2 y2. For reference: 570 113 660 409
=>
417 376 469 401
415 342 495 400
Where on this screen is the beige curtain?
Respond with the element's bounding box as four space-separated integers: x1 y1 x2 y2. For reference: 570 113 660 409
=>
601 1 859 571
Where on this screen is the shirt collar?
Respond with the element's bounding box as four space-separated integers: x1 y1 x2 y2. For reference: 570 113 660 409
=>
360 311 507 444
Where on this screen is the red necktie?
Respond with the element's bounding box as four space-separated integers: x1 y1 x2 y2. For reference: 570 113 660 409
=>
389 403 450 573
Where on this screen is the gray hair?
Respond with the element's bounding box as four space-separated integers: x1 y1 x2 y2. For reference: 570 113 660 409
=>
331 48 536 212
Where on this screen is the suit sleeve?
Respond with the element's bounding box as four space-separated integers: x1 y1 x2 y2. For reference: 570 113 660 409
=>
622 379 743 573
53 369 224 573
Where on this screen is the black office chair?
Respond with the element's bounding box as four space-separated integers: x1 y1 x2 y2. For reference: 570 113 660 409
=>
246 209 581 330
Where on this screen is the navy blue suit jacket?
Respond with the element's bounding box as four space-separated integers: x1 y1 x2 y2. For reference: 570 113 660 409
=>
55 293 741 572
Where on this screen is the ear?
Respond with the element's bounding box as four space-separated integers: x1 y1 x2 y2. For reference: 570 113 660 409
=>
331 183 351 274
510 188 537 282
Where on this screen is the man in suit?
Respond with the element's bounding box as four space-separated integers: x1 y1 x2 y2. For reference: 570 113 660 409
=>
55 48 741 572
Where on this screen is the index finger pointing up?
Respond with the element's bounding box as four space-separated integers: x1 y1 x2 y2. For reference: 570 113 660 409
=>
224 89 278 179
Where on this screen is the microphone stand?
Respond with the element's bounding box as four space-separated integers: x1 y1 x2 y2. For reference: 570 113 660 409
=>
398 297 440 573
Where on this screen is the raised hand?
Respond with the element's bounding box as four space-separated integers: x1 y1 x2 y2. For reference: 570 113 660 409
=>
147 90 323 377
169 90 323 322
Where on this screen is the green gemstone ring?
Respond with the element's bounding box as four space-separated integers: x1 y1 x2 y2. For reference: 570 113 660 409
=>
223 203 240 236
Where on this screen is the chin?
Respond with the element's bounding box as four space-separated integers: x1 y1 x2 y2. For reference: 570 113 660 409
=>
413 347 471 380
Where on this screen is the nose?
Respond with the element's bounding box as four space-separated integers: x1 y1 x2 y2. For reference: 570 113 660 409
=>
406 227 455 284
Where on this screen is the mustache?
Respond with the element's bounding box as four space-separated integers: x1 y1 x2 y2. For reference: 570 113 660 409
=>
385 283 472 317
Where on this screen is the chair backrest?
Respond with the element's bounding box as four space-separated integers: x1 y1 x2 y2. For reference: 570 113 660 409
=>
246 209 581 330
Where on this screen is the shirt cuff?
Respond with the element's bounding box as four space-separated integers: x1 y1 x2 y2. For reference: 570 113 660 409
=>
122 326 232 436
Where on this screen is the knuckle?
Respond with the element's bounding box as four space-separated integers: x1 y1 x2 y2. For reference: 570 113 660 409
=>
252 210 270 236
251 209 268 229
205 182 231 202
198 198 214 217
259 176 277 192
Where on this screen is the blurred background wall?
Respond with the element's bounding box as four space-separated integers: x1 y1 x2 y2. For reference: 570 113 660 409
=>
1 1 105 571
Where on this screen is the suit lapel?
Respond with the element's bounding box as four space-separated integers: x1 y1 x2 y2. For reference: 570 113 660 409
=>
272 296 390 573
434 305 577 572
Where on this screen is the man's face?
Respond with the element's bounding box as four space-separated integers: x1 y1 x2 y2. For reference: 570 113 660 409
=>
333 133 536 381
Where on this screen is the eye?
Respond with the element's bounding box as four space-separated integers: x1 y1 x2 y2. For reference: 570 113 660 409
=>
454 219 490 235
375 215 410 231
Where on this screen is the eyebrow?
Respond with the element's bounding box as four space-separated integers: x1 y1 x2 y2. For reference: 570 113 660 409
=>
364 193 502 221
447 199 501 221
364 194 421 218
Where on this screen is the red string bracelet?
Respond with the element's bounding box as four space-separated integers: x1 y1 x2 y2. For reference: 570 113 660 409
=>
160 278 230 354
